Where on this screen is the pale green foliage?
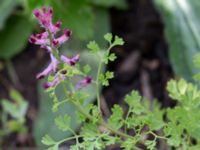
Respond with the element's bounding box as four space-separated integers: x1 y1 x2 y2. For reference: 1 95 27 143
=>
165 78 200 147
0 89 28 140
108 105 124 130
42 134 57 146
99 71 114 86
55 115 71 131
87 41 100 53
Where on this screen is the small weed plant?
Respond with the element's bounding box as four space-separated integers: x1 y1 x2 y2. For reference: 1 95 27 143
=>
30 7 200 150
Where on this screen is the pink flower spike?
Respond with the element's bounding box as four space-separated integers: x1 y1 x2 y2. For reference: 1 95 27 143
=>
61 54 80 66
33 7 53 30
76 76 92 90
53 29 71 47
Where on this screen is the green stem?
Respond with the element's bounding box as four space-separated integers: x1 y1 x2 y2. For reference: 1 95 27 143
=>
96 59 103 112
147 131 167 140
58 135 82 145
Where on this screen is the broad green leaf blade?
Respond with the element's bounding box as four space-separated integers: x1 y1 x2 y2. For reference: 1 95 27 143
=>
153 0 200 81
0 15 33 59
0 0 18 30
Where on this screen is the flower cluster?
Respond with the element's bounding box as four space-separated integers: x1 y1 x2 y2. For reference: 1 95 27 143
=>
29 7 91 89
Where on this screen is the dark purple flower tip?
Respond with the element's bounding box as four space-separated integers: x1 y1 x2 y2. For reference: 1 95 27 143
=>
48 7 53 14
76 76 92 90
33 9 41 18
69 61 75 66
61 70 67 74
43 82 50 89
52 39 59 46
85 76 92 84
35 34 42 39
36 74 45 80
42 7 47 13
29 36 36 43
64 29 72 37
55 21 61 28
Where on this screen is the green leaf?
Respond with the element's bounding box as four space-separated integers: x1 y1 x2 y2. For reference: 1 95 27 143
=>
0 15 33 59
108 53 117 62
41 134 56 146
147 101 165 130
153 0 200 81
104 33 112 44
99 71 114 86
145 140 156 150
0 0 18 30
113 35 125 46
87 41 100 53
10 89 24 103
105 71 114 79
2 93 28 120
55 115 71 132
125 91 144 115
103 135 119 146
121 138 138 150
47 145 58 150
125 91 142 107
83 65 91 74
108 104 124 130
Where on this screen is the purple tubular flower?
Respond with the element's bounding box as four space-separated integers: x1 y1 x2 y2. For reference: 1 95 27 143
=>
61 54 80 66
76 76 92 90
36 54 58 79
52 29 72 47
43 74 65 89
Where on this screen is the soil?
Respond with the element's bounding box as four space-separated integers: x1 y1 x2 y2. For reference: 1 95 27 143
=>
0 0 174 148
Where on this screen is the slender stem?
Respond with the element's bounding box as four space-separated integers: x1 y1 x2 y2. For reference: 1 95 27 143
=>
58 135 82 145
69 128 80 147
147 131 167 140
124 108 131 133
96 59 103 112
100 120 134 140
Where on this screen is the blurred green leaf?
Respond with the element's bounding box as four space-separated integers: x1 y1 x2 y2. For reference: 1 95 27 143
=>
0 15 32 59
55 115 71 132
91 0 127 9
0 0 18 30
1 90 28 120
42 134 56 146
154 0 200 81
